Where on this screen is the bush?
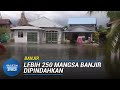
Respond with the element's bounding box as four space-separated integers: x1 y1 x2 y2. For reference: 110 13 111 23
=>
0 27 10 43
93 31 100 43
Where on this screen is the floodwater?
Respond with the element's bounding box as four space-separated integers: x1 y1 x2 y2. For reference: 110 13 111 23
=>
0 43 120 79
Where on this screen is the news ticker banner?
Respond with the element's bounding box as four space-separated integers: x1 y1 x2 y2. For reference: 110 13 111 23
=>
2 56 102 77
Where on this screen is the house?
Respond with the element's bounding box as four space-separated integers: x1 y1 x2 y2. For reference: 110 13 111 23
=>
0 19 12 28
28 17 63 44
11 12 63 44
11 26 44 43
64 18 97 43
10 12 97 44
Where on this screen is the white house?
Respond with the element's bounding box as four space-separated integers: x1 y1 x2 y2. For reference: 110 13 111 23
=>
11 26 45 43
28 17 63 44
11 12 64 44
10 12 97 44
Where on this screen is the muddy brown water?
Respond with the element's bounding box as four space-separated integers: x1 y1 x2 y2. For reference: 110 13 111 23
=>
0 43 120 79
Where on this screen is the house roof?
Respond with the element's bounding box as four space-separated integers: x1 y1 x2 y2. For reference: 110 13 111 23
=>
64 26 95 32
68 18 96 24
0 19 12 25
17 12 29 26
10 26 43 30
28 17 63 28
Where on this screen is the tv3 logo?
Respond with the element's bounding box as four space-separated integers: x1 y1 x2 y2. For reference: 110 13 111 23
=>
3 59 21 77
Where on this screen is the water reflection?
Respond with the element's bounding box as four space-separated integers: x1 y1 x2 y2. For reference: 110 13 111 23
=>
103 51 120 79
1 43 105 61
0 46 14 78
0 43 120 79
67 44 104 60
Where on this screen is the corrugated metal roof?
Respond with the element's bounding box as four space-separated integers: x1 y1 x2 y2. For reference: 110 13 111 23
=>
28 17 63 28
68 18 96 24
0 19 12 25
10 26 43 30
64 26 95 32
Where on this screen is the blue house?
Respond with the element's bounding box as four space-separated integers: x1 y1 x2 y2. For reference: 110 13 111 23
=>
64 18 97 43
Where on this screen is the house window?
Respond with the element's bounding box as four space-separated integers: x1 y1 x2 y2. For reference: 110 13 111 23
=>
46 31 58 43
27 32 37 42
18 32 23 38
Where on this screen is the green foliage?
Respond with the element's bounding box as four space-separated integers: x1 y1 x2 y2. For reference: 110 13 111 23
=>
90 11 120 53
93 31 100 43
0 27 10 43
63 25 68 30
0 33 10 43
106 11 120 53
0 27 10 35
98 25 109 35
106 22 120 53
93 25 108 44
107 11 120 21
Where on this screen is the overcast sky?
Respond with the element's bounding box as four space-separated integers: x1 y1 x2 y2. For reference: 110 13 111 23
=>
0 11 110 27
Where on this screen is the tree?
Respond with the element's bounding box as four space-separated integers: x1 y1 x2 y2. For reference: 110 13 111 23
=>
89 11 120 55
106 21 120 53
89 11 120 76
107 11 120 21
63 25 68 30
98 25 109 44
0 27 10 43
0 27 10 35
93 31 100 43
106 11 120 54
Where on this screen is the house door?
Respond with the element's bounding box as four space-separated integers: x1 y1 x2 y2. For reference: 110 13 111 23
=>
27 32 38 43
46 31 58 43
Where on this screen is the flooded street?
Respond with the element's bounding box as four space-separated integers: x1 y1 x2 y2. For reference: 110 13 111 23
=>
0 43 120 79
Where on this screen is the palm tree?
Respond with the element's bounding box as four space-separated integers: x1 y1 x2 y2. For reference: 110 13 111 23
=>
88 11 120 58
106 20 120 54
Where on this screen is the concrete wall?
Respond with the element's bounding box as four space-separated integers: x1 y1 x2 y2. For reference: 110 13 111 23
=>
14 30 27 43
44 28 63 44
14 30 43 43
41 30 46 43
13 28 63 44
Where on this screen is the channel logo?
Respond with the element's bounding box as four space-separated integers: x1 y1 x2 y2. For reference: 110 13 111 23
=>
3 58 21 77
6 64 18 72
